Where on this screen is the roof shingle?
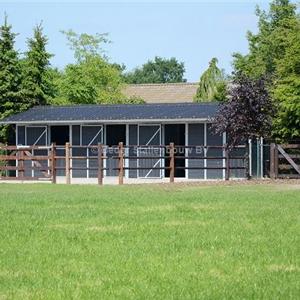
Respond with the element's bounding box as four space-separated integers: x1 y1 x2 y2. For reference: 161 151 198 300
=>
0 103 218 124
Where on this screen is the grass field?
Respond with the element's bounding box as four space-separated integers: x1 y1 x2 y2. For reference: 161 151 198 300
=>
0 182 299 299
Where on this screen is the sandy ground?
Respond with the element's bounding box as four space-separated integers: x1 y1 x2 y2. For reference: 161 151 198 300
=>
0 177 300 188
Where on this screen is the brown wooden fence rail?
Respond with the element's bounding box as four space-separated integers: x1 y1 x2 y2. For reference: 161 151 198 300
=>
270 143 300 179
0 143 249 184
0 145 52 181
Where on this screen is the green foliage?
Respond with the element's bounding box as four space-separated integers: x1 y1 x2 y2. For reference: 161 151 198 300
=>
57 30 143 104
272 17 300 140
61 29 110 62
124 56 186 84
21 23 54 108
122 95 145 104
214 75 274 147
232 0 297 78
194 58 227 102
0 183 299 299
232 0 300 141
58 56 125 104
0 16 23 143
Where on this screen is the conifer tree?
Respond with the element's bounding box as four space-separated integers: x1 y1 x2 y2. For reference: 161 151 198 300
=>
21 23 53 107
0 15 22 143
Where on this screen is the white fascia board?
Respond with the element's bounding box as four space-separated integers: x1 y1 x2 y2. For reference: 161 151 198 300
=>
0 118 212 125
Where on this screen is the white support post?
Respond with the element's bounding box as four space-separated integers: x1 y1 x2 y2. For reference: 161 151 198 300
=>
260 137 264 179
204 123 207 180
222 132 226 180
248 139 252 178
257 138 260 178
185 123 188 179
125 124 129 179
16 125 19 178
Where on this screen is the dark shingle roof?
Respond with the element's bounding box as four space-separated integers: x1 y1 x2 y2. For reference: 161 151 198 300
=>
0 103 218 124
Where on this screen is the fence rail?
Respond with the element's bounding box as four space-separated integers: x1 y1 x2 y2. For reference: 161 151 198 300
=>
270 143 300 179
0 142 248 184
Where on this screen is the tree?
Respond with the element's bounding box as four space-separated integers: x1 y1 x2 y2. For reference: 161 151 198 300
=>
61 30 110 62
213 75 274 147
0 15 23 143
272 17 300 140
124 56 186 84
194 58 227 102
21 23 54 108
60 57 125 104
232 0 299 141
57 30 141 104
232 0 297 78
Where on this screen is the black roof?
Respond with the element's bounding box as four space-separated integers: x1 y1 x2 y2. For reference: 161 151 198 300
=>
0 103 219 124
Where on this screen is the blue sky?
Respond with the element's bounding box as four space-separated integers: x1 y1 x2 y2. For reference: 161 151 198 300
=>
0 1 273 81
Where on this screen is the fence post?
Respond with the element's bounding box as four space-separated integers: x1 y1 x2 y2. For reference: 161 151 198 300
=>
118 142 124 185
19 150 24 179
225 145 230 181
65 142 71 184
245 142 251 180
51 143 56 184
16 149 20 178
270 143 277 179
169 143 175 183
274 144 278 179
98 143 103 185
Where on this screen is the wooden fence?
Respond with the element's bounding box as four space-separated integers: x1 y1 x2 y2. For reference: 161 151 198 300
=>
270 143 300 179
0 143 248 184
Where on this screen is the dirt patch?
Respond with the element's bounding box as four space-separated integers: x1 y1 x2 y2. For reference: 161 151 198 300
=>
139 179 300 191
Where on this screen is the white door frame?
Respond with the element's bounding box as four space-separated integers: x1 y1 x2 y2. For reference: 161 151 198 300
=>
137 124 162 178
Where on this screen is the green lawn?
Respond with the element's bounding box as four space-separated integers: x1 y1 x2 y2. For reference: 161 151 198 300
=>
0 183 299 299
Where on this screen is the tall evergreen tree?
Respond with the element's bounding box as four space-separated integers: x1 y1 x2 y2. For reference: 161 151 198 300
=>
21 23 53 107
0 15 23 143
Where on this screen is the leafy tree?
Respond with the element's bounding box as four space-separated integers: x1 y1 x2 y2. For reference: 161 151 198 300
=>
60 57 125 104
46 68 68 105
272 17 300 140
233 0 297 78
213 75 274 147
0 16 23 143
194 58 227 102
61 30 110 62
232 0 299 141
124 56 186 84
21 23 54 108
57 30 142 104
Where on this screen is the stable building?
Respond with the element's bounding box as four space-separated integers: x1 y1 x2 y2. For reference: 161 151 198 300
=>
0 103 253 182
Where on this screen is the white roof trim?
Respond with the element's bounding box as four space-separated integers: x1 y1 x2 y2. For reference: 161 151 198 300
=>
0 118 212 125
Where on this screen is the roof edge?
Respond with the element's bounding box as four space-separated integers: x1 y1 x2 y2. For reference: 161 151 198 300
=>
0 118 212 125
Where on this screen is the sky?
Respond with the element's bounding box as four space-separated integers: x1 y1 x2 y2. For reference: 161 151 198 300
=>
0 1 273 82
